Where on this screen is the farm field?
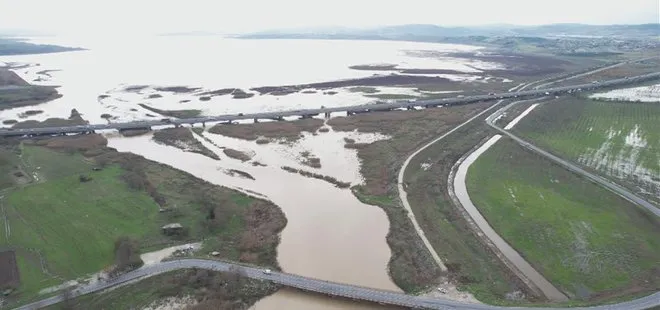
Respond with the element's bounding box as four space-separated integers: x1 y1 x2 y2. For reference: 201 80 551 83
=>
513 97 660 205
0 136 284 307
466 138 660 301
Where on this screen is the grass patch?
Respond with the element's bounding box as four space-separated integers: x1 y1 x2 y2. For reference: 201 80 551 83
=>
0 135 285 307
0 86 61 110
3 162 159 300
467 138 660 301
365 93 418 100
513 97 660 206
347 86 380 94
208 119 323 142
401 113 531 304
223 148 253 162
327 102 519 297
44 269 279 310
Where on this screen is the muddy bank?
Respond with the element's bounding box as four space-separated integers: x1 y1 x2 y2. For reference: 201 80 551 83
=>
0 68 62 110
448 51 569 76
108 129 398 309
281 166 350 188
42 133 286 268
249 75 455 95
153 128 220 160
197 88 255 99
138 103 201 119
209 119 324 142
349 65 466 76
223 148 253 162
12 108 86 129
0 69 30 86
349 51 569 78
327 103 498 294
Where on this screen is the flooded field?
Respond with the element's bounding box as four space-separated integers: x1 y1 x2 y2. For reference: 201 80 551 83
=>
0 36 510 308
107 125 400 309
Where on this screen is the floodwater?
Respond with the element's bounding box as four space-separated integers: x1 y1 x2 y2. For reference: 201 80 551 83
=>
107 127 400 309
0 36 505 308
0 36 498 125
452 135 568 302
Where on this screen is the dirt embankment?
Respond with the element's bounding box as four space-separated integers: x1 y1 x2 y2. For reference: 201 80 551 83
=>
281 166 350 188
326 102 520 296
208 119 323 143
153 128 220 160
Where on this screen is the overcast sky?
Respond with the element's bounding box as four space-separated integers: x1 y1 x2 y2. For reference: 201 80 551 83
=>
1 0 658 35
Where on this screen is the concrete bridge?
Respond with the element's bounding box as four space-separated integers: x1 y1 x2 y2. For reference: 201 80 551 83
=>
0 72 658 138
14 259 660 310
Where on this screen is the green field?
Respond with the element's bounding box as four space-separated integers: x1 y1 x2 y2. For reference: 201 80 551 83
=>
1 146 158 299
513 97 660 204
0 141 284 306
467 138 660 300
43 270 278 310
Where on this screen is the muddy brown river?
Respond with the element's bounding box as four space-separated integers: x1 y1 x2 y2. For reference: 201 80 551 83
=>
107 128 400 309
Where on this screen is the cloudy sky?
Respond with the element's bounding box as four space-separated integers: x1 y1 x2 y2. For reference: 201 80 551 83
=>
0 0 658 35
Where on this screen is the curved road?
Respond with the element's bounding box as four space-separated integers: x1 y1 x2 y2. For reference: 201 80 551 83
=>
13 62 660 310
395 60 659 308
485 108 660 217
14 259 660 310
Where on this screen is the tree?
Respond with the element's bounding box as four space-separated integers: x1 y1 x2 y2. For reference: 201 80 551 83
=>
113 237 143 273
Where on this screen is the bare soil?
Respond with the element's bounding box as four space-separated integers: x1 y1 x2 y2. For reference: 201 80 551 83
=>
0 250 20 289
326 103 499 293
209 119 323 142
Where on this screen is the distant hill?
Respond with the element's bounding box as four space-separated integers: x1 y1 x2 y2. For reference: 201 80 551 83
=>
239 23 660 40
0 38 83 56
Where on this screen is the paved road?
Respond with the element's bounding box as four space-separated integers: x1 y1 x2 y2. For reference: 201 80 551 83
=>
14 259 660 310
396 99 506 273
12 62 660 310
485 107 660 217
1 72 659 138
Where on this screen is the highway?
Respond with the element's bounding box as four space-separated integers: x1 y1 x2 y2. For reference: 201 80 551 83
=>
10 64 660 310
14 259 660 310
0 71 659 138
